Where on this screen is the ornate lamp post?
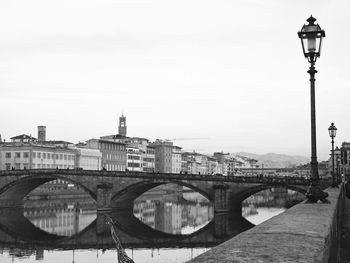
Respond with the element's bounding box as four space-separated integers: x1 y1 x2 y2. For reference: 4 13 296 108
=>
328 123 337 187
298 16 328 202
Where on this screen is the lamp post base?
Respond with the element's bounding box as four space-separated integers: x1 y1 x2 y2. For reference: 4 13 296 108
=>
305 185 329 203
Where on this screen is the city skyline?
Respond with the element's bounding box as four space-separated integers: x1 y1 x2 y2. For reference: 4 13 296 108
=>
1 0 350 160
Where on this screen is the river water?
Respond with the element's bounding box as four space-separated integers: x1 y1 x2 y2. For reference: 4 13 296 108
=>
0 185 304 263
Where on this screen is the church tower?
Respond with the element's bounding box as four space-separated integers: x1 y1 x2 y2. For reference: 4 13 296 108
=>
118 114 127 136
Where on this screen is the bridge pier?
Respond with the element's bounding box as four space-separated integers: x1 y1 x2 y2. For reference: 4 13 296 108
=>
96 212 111 236
214 213 231 238
213 184 230 212
96 183 113 212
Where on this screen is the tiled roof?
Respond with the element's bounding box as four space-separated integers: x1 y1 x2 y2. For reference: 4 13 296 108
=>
10 134 37 140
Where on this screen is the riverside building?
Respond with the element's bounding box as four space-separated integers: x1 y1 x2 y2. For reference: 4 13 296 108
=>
172 146 182 174
339 142 350 176
151 140 174 173
0 140 76 170
69 144 102 170
126 146 142 171
86 139 126 171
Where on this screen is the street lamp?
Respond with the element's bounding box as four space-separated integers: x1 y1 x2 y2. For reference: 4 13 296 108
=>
328 122 337 187
298 16 328 203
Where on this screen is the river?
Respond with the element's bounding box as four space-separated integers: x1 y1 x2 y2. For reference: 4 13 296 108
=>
0 185 304 263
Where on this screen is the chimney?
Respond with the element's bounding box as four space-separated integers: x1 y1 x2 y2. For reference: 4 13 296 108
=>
38 126 46 142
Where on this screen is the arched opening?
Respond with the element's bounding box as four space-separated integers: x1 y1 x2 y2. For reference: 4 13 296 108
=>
0 175 97 238
241 186 305 225
132 183 213 235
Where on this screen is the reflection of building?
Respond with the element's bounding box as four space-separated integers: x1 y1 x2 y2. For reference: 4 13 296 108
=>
133 201 156 228
242 188 304 208
155 202 183 234
186 204 213 227
134 193 213 235
242 205 258 217
24 201 96 236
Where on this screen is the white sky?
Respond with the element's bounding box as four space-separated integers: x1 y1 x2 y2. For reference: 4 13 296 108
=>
1 0 349 160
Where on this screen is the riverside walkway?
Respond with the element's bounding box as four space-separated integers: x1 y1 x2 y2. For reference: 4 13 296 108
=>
188 186 343 263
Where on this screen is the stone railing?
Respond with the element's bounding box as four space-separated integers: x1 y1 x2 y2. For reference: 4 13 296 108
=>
187 186 344 263
0 169 319 186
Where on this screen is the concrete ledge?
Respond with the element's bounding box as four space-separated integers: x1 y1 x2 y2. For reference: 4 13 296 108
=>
187 187 343 263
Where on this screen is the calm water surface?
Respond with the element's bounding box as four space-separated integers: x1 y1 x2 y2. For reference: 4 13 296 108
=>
0 185 304 263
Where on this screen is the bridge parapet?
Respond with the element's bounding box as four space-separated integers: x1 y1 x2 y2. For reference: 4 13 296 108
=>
0 169 324 185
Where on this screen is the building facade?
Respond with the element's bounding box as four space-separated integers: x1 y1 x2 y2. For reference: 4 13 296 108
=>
339 142 350 176
71 145 102 170
152 140 174 173
86 139 126 171
172 146 182 174
126 146 142 171
0 144 76 170
142 146 155 172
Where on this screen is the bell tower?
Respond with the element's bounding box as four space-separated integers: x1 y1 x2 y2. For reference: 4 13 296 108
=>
38 126 46 142
118 114 127 136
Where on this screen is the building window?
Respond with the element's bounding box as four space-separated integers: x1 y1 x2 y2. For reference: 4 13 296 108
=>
5 152 11 158
38 153 41 158
15 152 21 158
43 153 46 159
128 163 140 168
15 163 21 169
33 152 36 158
23 163 29 169
60 154 63 160
64 155 67 160
23 152 29 158
5 163 11 170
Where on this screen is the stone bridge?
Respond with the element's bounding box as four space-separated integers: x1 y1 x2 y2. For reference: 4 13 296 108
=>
0 169 330 213
0 208 253 250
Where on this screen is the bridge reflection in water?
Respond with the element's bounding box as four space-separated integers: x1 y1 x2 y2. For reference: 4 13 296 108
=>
0 186 305 262
0 208 253 251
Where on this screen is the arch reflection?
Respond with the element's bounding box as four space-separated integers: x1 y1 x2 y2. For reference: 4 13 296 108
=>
242 187 305 225
133 185 213 235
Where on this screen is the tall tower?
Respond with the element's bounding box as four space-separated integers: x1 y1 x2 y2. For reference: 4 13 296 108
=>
38 126 46 142
118 114 127 136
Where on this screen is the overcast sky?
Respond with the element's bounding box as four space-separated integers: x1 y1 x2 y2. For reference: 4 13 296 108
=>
1 0 349 160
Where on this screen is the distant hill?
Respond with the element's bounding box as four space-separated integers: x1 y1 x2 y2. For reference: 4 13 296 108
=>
234 152 309 168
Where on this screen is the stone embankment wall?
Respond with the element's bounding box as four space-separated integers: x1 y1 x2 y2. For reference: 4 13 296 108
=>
188 187 344 263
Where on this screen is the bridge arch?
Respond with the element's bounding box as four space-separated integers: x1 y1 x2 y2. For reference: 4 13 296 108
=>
110 179 212 210
0 173 97 207
236 184 307 204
